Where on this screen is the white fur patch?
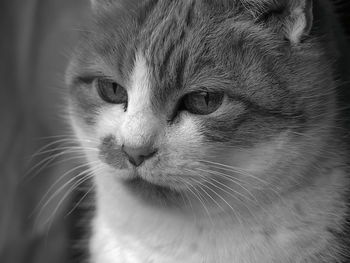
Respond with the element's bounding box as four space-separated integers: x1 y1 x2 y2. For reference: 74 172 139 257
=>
92 52 160 149
91 168 348 263
288 7 307 44
120 52 160 147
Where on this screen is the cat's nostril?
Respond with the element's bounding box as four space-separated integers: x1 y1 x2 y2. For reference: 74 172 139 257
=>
122 145 157 167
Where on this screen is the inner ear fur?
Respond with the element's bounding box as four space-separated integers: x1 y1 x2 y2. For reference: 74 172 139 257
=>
249 0 313 44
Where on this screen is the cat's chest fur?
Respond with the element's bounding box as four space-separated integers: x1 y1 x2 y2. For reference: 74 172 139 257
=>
90 169 347 263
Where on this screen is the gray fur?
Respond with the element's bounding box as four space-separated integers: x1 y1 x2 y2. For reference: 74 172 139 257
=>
66 0 350 262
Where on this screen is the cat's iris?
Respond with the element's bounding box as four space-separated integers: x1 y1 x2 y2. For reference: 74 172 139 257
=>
96 79 128 108
183 92 224 115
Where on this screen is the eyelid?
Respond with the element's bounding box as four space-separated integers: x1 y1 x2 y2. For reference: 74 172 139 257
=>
73 75 117 86
72 76 95 85
184 87 217 94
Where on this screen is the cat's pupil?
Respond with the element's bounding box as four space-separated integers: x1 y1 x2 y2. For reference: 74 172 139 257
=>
96 78 128 107
204 92 210 106
183 91 224 115
112 83 118 94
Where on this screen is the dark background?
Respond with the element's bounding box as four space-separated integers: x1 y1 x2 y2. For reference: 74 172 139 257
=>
335 1 350 36
0 1 349 263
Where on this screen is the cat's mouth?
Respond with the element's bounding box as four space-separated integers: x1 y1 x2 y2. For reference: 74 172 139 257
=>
123 174 184 206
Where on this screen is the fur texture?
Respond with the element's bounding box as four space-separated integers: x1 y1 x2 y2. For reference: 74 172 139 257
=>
66 0 350 262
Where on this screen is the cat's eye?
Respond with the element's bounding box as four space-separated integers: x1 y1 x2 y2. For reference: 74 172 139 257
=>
182 91 224 115
96 78 128 107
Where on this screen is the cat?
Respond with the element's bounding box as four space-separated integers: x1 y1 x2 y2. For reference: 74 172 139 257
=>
66 0 350 262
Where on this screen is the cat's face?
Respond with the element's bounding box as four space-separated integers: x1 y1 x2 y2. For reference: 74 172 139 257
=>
67 0 337 213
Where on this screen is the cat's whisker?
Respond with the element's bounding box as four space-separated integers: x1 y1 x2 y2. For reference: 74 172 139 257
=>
192 186 216 225
205 143 247 150
189 177 226 213
186 169 259 222
40 173 91 234
43 169 98 234
41 164 105 233
34 134 77 140
29 146 98 158
28 138 80 158
171 177 197 219
26 154 91 184
28 136 96 154
64 178 95 218
32 161 101 220
179 178 214 224
193 167 258 203
193 160 254 184
206 176 263 222
182 186 198 221
23 148 97 182
196 160 297 213
35 136 99 145
23 146 98 182
187 168 253 200
288 131 318 140
203 164 296 200
37 154 90 169
197 159 270 186
192 181 227 226
187 176 244 227
178 188 189 209
23 151 71 181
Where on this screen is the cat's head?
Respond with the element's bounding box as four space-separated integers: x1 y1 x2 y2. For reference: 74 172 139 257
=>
66 0 337 212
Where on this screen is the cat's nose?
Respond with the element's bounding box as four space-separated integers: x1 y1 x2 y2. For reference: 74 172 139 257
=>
122 144 157 167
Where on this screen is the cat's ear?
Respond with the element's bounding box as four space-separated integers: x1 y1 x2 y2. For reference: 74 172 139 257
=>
255 0 313 45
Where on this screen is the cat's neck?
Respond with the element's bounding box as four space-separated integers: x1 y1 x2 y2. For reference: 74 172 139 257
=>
90 166 348 263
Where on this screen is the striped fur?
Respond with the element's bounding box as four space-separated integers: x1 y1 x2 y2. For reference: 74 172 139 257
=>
66 0 350 262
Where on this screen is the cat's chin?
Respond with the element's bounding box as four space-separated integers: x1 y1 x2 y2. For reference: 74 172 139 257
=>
122 174 186 208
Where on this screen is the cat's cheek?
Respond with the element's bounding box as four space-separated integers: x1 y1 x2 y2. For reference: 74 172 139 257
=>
95 106 126 142
69 104 128 166
67 114 100 169
212 132 290 181
163 114 206 163
167 113 204 145
136 115 205 182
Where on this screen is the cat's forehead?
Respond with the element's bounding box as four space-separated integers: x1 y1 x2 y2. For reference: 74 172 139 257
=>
90 0 262 69
86 0 281 110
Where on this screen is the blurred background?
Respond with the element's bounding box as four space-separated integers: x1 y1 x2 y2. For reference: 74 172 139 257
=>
0 1 349 263
0 1 89 263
